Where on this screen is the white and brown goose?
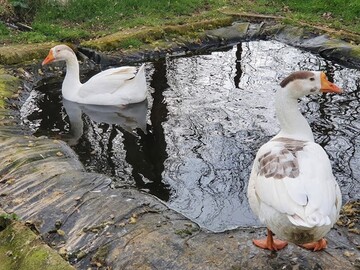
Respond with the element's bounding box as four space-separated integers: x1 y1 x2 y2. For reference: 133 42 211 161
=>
42 44 147 106
247 71 342 251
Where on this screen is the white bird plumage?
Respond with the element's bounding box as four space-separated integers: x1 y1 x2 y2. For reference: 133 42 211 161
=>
42 44 147 105
247 71 342 251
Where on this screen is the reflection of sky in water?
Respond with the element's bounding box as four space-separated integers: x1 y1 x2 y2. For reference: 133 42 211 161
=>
163 40 360 231
22 40 360 232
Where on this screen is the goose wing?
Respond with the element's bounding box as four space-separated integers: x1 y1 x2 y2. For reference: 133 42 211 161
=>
78 66 138 98
249 137 341 227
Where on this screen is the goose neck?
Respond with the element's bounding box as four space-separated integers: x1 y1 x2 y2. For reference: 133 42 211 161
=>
275 88 314 142
62 56 82 101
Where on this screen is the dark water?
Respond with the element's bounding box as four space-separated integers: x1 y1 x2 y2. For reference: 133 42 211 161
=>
21 40 360 232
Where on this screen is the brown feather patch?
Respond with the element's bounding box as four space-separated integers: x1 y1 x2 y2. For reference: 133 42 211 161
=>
280 71 315 88
258 137 306 179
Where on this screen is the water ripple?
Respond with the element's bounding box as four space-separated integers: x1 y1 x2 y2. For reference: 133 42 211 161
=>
22 40 360 232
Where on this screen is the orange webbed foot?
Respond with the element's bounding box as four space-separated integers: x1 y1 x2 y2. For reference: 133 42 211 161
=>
252 229 288 251
253 238 288 251
300 238 327 251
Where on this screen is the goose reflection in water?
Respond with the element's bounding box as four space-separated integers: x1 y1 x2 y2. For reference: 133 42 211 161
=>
62 99 148 145
24 40 359 232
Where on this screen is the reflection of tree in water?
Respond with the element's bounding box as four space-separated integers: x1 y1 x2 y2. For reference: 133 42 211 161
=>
162 42 266 231
326 80 360 198
122 60 170 201
24 40 360 232
234 43 243 88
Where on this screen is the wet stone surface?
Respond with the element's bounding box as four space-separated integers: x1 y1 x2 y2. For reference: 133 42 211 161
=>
21 40 360 233
0 134 358 269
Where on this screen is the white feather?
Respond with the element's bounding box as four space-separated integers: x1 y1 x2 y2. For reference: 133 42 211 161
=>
247 71 342 245
42 45 147 106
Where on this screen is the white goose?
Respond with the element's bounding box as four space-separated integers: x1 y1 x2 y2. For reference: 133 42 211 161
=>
247 71 342 251
42 45 147 105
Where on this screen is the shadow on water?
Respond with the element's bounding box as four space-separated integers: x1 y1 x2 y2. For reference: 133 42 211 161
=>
21 40 360 232
121 60 170 200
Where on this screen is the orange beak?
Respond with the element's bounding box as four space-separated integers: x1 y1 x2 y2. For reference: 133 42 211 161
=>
42 49 55 65
320 72 342 94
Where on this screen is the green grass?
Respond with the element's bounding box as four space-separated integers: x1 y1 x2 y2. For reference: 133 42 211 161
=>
119 37 144 49
270 0 359 19
0 21 9 36
238 0 360 33
11 0 225 42
0 0 359 44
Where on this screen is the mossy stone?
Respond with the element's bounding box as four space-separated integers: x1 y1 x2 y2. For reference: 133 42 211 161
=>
0 43 55 65
0 68 21 108
81 18 233 51
0 221 74 270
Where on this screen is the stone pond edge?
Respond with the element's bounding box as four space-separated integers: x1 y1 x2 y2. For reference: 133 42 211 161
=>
0 18 359 67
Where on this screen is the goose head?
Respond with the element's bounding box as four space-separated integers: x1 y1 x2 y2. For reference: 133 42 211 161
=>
42 45 76 65
279 71 342 98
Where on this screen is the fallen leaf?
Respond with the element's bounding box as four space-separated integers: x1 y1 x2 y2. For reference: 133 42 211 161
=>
57 229 66 236
129 216 137 224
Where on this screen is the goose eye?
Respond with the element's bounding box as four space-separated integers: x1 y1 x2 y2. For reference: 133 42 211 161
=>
309 77 315 81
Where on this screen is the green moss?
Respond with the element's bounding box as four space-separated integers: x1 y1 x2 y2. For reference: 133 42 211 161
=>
119 38 144 49
0 221 74 270
91 244 110 267
349 45 360 58
0 43 55 65
174 226 199 238
0 68 21 108
0 213 19 221
82 27 164 51
81 17 233 51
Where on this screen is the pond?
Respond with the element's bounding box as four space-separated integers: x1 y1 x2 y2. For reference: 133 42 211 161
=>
20 40 360 232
